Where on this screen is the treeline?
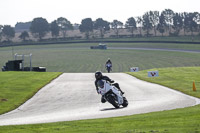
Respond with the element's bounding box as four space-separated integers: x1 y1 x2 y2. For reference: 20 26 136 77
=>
0 9 200 43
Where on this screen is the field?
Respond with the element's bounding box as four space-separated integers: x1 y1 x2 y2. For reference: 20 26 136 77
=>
1 42 200 72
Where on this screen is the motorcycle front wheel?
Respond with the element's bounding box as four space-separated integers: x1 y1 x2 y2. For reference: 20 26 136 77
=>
107 95 120 108
122 97 128 107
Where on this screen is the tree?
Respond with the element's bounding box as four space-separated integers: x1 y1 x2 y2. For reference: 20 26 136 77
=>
157 13 166 36
79 18 94 39
57 17 73 38
181 12 189 35
149 11 159 36
111 20 123 38
186 12 198 36
0 25 3 43
94 18 110 38
197 13 200 33
125 17 137 37
19 31 29 41
50 20 59 38
142 12 152 37
2 25 15 41
172 13 183 36
192 12 200 33
162 9 175 34
30 17 49 40
183 13 198 36
136 16 143 37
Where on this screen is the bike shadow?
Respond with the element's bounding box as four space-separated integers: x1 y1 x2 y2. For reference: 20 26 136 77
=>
100 107 125 111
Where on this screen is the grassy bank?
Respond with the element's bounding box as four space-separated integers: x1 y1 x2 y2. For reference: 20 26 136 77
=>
0 72 62 114
0 67 200 133
127 67 200 98
1 105 200 133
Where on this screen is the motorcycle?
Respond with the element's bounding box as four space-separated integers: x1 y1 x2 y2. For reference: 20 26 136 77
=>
97 80 128 108
106 63 112 73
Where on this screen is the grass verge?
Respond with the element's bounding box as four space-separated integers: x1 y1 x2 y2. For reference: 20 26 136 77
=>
0 67 200 133
1 44 200 72
0 72 62 114
127 67 200 98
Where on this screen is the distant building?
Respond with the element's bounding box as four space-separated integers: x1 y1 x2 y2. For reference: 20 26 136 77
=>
15 22 31 33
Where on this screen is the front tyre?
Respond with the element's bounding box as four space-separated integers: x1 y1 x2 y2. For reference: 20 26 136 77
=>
122 97 128 107
107 95 120 108
107 67 111 73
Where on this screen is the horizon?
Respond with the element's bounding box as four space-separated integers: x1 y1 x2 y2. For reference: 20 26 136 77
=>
0 0 200 27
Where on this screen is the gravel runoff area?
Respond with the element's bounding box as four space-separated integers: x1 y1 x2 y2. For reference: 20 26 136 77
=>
0 73 200 126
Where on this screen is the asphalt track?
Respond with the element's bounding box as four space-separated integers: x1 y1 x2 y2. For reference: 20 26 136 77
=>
108 47 200 53
0 73 200 126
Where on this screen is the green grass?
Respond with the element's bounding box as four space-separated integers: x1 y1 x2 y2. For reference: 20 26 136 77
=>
0 72 62 114
1 105 200 133
0 67 200 132
1 43 200 72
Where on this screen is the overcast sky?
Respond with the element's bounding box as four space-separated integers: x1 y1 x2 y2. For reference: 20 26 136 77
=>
0 0 199 26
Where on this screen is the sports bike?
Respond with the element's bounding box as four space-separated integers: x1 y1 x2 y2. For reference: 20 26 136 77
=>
97 80 128 108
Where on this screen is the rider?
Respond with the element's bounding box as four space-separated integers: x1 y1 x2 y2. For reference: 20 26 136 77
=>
94 71 124 103
105 58 112 71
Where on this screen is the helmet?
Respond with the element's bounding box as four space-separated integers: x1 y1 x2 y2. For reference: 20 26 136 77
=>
97 80 104 88
95 71 102 80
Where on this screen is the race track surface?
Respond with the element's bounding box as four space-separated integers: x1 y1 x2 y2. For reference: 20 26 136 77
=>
0 73 199 125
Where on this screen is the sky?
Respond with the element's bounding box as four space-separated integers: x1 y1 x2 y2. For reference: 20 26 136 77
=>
0 0 200 27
